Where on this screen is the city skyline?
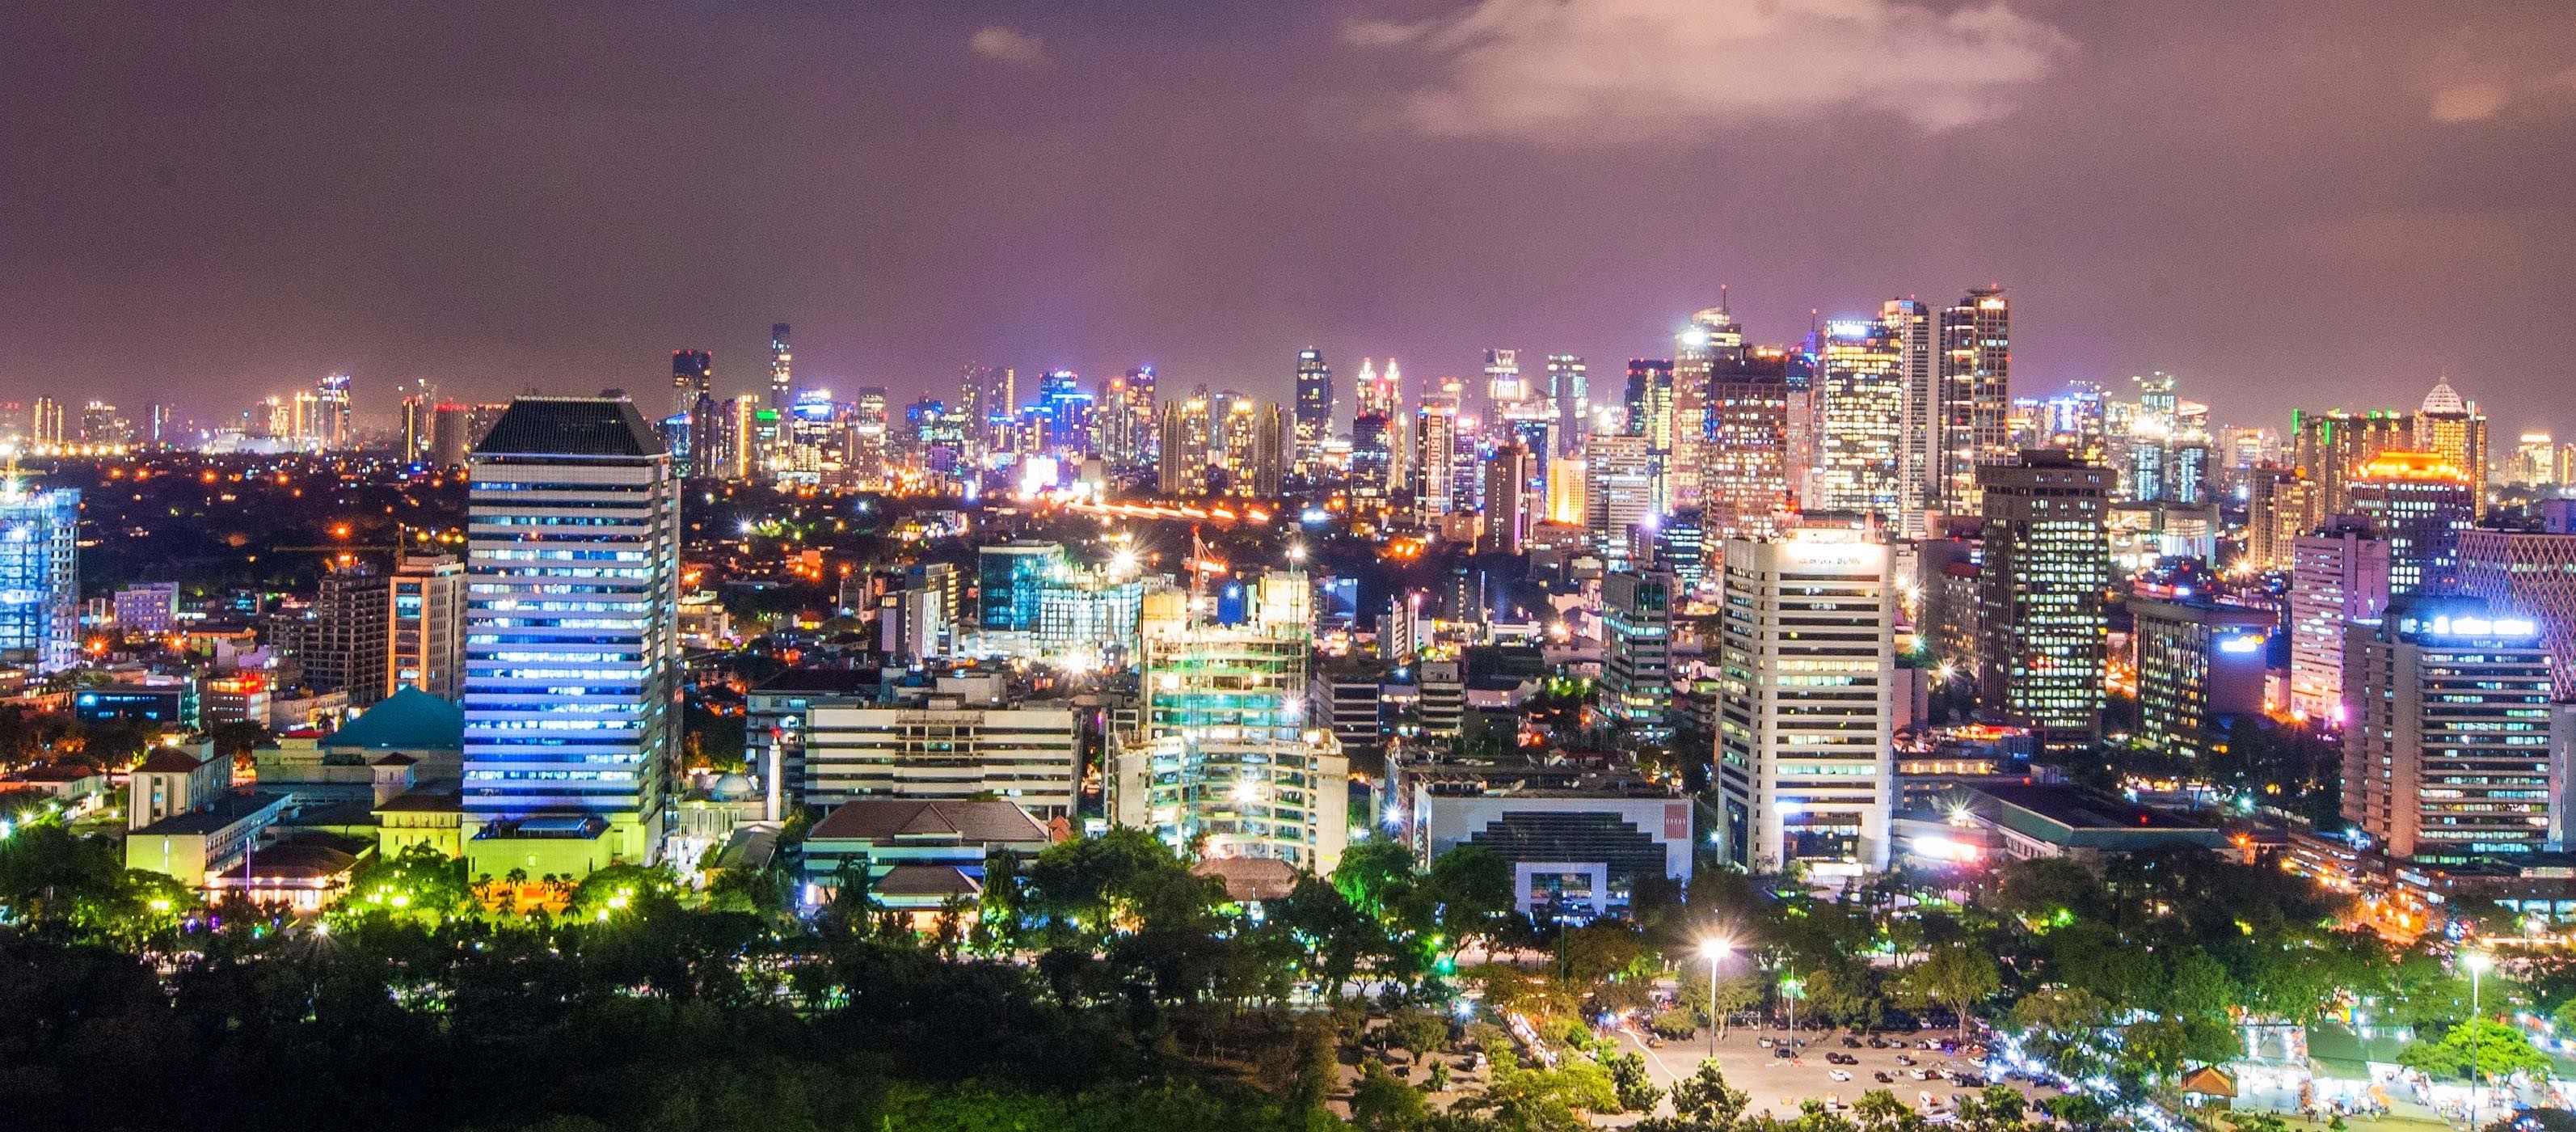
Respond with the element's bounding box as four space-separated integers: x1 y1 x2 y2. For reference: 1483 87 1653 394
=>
6 2 2575 435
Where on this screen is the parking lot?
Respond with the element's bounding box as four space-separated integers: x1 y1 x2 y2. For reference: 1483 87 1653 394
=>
1604 1023 2055 1122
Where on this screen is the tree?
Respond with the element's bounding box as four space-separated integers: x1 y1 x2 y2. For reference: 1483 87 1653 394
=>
2399 1017 2553 1080
1334 837 1421 921
1389 1006 1450 1064
1660 1060 1750 1132
1351 1059 1427 1131
1901 942 2001 1033
1426 843 1516 955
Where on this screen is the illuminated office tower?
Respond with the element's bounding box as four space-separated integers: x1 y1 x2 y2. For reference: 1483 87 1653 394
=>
315 373 352 449
2511 433 2557 486
430 402 472 467
2289 521 2392 723
671 349 712 416
849 386 890 484
1668 305 1744 509
1412 389 1460 520
2413 381 2489 517
2342 598 2563 864
0 475 79 673
30 398 65 446
1252 404 1289 497
1704 346 1793 540
1214 393 1259 494
1482 444 1534 555
1624 358 1676 457
462 397 681 872
2130 596 2275 761
1712 528 1895 875
1584 435 1658 564
1111 569 1347 872
400 394 434 463
1292 349 1333 478
2245 464 2317 571
1598 570 1676 746
1545 353 1588 457
1098 365 1157 473
390 553 466 702
1482 348 1525 414
1880 298 1937 531
1157 389 1213 496
2346 451 2473 599
1937 285 2010 512
1811 319 1905 524
2292 409 2413 520
2458 506 2576 691
1976 451 2110 756
1353 357 1400 420
767 323 793 415
81 401 132 447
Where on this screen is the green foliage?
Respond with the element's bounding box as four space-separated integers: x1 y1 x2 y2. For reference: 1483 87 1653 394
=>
0 821 196 945
1351 1058 1428 1132
335 843 472 926
2400 1017 2553 1080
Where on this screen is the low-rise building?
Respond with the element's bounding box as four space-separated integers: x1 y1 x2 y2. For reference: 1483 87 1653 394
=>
1393 760 1691 923
799 798 1055 929
1969 783 2229 865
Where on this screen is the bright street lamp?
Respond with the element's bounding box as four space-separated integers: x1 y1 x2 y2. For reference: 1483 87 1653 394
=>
1698 937 1735 1058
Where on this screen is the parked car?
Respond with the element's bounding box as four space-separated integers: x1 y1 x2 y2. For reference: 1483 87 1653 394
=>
1874 1071 1895 1083
1829 1070 1853 1082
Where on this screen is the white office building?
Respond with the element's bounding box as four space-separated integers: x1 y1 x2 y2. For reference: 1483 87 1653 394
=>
801 704 1079 818
1712 527 1898 876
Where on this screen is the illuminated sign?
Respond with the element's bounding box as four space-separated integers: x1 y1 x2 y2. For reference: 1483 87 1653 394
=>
2403 613 2540 639
2217 633 2266 655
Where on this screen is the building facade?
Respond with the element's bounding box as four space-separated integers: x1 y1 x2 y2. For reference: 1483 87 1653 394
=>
1975 451 2110 755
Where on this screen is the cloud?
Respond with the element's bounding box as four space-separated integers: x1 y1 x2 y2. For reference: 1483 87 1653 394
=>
2429 67 2576 124
968 24 1047 65
1343 0 2076 144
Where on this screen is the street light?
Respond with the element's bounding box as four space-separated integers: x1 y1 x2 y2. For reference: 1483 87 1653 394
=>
2464 950 2492 1127
1699 937 1735 1058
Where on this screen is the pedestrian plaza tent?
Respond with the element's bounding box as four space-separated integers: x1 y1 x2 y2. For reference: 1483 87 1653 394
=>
2180 1067 2237 1109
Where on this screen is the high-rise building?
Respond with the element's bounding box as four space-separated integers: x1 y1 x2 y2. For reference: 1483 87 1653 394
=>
1482 348 1525 416
2129 597 2275 761
1597 571 1675 746
2292 409 2413 521
1157 391 1212 496
0 477 79 673
462 397 681 872
767 323 793 416
1583 435 1658 564
1101 365 1158 473
2458 507 2576 692
315 373 353 450
1880 298 1937 532
2287 521 2392 724
2346 450 2473 599
978 541 1069 631
80 401 131 447
1253 403 1289 498
1111 569 1347 872
400 394 435 463
2342 598 2565 864
29 398 65 446
309 562 391 708
1670 306 1744 509
2413 380 2489 517
390 553 466 703
2245 464 2317 572
848 386 890 485
1482 444 1534 555
1976 450 2110 756
429 402 472 468
1411 388 1460 521
2511 433 2557 487
1811 319 1905 524
1712 529 1897 875
1624 357 1676 450
1292 349 1333 478
671 349 713 417
1214 393 1260 495
1937 286 2011 513
1703 347 1794 540
1545 353 1588 457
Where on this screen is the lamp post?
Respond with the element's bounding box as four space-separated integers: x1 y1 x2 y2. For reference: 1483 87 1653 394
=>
1699 937 1735 1059
2464 950 2492 1128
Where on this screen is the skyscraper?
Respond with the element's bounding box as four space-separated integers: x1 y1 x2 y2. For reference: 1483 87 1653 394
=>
1599 571 1676 746
2292 409 2413 521
2287 521 2391 723
1545 353 1588 457
1482 348 1525 415
2413 380 2489 518
1713 528 1896 875
767 323 793 415
1671 305 1744 509
1938 285 2011 512
2346 450 2474 599
1811 319 1905 524
390 553 466 702
1292 349 1333 478
671 349 713 417
1253 403 1289 497
2342 598 2564 864
1623 357 1676 456
1698 346 1794 542
309 561 391 708
0 476 78 673
2459 507 2576 691
1157 390 1213 496
462 397 681 873
1977 450 2110 756
1412 384 1460 521
315 372 353 450
1881 298 1937 532
1482 444 1534 555
1583 435 1658 564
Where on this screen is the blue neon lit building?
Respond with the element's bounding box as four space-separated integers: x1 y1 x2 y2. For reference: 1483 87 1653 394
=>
0 481 78 673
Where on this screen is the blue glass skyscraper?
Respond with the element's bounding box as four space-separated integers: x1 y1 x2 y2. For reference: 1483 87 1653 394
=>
0 480 78 673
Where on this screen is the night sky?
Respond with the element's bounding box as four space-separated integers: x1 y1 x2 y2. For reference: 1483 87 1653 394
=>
7 1 2574 437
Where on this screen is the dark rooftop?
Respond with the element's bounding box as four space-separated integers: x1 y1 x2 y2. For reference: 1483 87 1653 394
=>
809 799 1048 845
871 864 982 899
470 396 664 458
134 747 207 774
329 686 466 750
133 791 290 835
1978 783 2216 833
753 667 883 695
